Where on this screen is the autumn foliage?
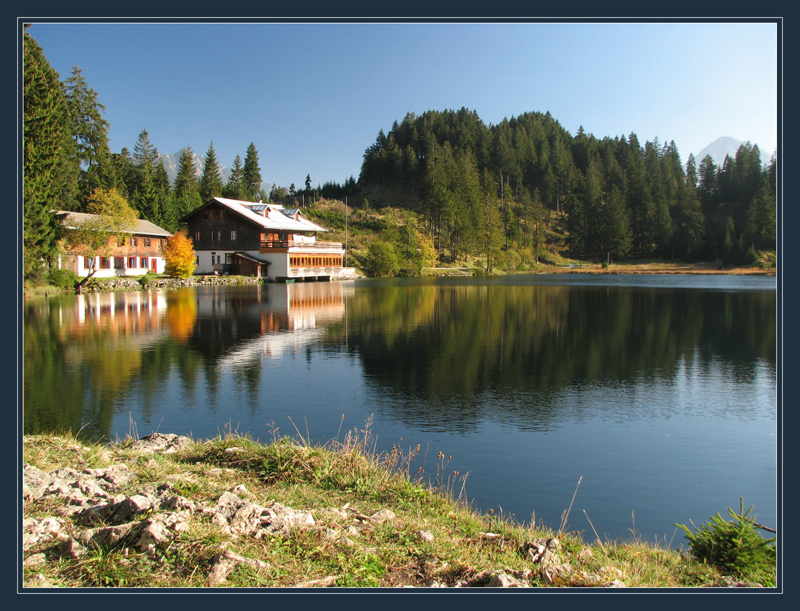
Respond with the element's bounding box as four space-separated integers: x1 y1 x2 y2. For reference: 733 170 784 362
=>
164 230 197 278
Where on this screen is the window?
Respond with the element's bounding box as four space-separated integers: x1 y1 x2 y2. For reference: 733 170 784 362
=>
231 230 237 241
131 237 138 247
141 257 148 268
84 257 93 270
144 238 151 247
114 257 125 269
128 257 137 268
100 257 110 269
195 231 201 242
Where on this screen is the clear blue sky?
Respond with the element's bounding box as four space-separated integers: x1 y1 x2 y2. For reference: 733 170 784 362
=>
27 20 779 190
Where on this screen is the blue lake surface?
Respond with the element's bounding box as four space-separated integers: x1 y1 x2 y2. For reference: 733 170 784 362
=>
23 273 778 547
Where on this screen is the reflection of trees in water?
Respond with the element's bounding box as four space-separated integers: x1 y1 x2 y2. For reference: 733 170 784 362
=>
24 282 776 442
343 284 776 429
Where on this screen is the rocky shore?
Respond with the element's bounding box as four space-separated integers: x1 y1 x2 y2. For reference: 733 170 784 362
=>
22 432 769 589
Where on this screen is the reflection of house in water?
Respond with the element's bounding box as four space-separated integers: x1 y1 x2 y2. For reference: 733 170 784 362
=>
58 291 169 341
189 283 350 366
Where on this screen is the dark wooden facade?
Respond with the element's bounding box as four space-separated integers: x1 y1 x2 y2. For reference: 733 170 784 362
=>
185 202 263 252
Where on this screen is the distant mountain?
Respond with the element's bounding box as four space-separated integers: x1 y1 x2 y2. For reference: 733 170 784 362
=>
695 137 769 167
160 151 232 185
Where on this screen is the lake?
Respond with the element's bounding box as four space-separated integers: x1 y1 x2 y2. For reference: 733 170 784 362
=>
23 274 778 547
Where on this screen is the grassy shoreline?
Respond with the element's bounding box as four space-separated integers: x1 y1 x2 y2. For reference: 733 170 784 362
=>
22 429 775 589
23 259 776 299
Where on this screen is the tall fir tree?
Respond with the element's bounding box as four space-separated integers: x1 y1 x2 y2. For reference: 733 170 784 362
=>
199 142 224 203
222 154 246 200
171 147 202 226
624 133 650 255
23 26 76 280
743 179 776 251
243 142 263 201
63 65 112 209
63 65 110 170
131 129 169 226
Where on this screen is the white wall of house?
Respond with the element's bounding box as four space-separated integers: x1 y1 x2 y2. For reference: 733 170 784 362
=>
266 252 289 278
195 250 228 274
61 254 166 277
193 247 352 280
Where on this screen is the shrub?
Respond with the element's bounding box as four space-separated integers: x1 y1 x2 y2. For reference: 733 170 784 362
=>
503 249 521 271
675 498 776 577
366 240 400 277
47 268 80 291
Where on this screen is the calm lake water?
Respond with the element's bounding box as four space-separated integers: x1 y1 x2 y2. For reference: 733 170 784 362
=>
23 274 778 547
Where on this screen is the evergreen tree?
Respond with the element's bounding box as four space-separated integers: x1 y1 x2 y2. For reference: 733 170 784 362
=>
63 65 110 170
133 128 159 168
720 216 737 264
624 133 650 255
63 64 113 210
222 154 246 200
130 129 169 226
673 180 706 261
23 26 75 280
645 140 673 256
479 171 504 273
743 180 776 251
243 142 263 201
172 147 202 224
198 142 224 202
685 153 698 188
451 150 484 260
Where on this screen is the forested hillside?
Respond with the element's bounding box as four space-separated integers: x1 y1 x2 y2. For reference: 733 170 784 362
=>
356 109 776 268
23 26 776 284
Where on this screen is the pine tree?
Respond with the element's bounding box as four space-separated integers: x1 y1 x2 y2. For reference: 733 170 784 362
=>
222 154 246 200
743 180 776 251
624 133 650 255
673 180 707 261
63 65 110 170
243 142 263 201
199 142 224 202
130 129 169 226
64 65 116 210
23 26 76 280
172 147 202 223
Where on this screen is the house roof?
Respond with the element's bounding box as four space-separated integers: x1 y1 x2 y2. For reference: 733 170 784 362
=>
181 197 328 233
54 211 172 237
232 251 271 265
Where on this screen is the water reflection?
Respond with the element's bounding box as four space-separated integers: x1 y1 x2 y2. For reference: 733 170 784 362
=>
24 278 776 443
343 281 775 432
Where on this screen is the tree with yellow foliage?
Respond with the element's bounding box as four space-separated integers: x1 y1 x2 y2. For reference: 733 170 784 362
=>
62 188 138 292
164 230 197 278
